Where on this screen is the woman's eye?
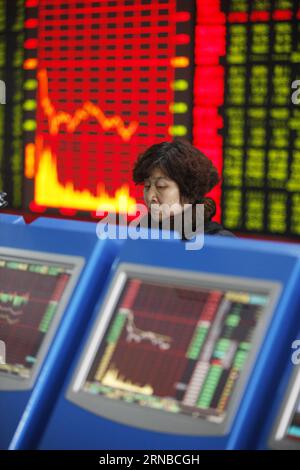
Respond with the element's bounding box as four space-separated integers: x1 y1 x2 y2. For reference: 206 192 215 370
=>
157 186 166 190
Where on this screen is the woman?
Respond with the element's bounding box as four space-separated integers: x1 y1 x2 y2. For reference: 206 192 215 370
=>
132 139 234 237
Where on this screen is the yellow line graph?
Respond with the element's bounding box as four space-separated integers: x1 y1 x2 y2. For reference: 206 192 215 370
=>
38 69 139 141
33 142 137 212
0 308 24 325
126 311 172 350
102 366 154 395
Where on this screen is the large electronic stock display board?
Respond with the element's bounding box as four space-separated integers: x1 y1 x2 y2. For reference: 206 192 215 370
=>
1 0 300 238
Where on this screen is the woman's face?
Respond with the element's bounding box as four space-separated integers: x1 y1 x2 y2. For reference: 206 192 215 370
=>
143 167 186 220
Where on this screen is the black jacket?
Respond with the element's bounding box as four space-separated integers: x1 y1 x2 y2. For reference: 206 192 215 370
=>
204 220 235 237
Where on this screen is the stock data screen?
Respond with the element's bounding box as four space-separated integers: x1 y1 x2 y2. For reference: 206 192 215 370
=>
270 369 300 449
218 0 300 236
0 0 24 209
193 0 300 234
0 255 73 379
82 277 270 424
22 0 194 216
1 0 300 239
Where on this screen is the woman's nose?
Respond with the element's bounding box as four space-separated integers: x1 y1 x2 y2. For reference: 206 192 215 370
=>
147 186 158 204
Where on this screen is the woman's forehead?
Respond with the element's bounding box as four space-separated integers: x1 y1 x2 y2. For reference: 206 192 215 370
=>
145 167 169 180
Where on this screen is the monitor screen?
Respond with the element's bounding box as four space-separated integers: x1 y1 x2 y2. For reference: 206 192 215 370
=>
68 263 280 435
0 248 84 390
269 366 300 450
287 397 300 443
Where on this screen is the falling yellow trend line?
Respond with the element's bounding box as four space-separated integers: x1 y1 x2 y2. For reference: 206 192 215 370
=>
33 142 137 213
38 69 139 141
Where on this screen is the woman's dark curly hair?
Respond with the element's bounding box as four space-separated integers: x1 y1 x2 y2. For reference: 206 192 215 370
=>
132 139 220 221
